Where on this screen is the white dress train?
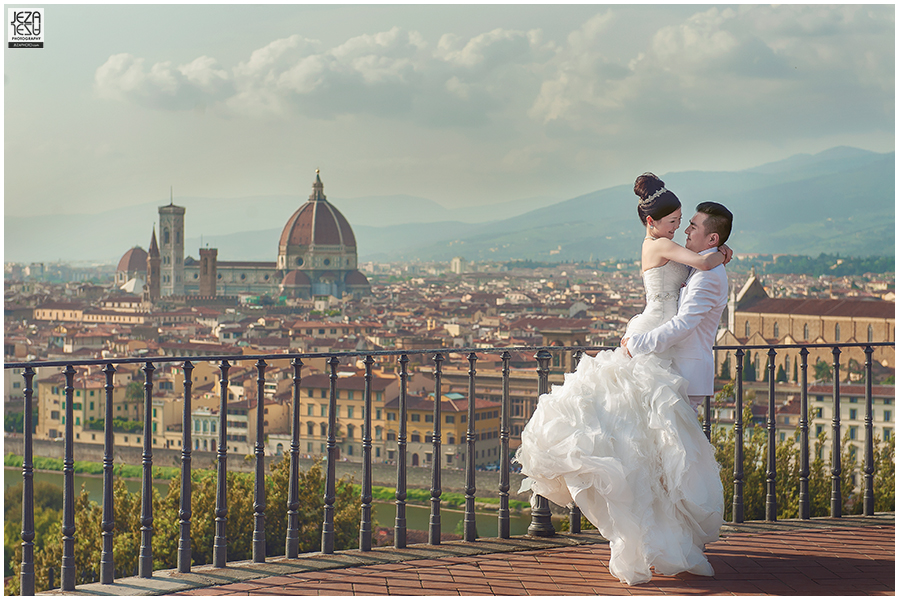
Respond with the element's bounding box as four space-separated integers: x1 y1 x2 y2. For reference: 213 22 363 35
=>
515 261 724 585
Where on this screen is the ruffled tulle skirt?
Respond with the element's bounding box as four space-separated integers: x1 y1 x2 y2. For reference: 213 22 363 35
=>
515 347 724 585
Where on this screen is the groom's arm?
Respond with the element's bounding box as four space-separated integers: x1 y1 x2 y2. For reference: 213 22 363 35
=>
626 270 722 357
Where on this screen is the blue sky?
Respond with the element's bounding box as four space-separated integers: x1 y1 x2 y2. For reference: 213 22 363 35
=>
4 4 894 218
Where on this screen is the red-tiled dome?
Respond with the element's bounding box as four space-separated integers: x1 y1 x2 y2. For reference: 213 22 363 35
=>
345 270 370 286
281 270 311 287
279 173 356 248
117 247 147 273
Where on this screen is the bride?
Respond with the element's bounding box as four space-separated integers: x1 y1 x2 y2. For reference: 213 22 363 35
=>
515 173 727 585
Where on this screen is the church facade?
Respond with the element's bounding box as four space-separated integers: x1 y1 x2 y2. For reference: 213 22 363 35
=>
117 172 371 302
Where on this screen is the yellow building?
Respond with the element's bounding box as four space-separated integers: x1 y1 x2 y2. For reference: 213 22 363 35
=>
383 392 502 469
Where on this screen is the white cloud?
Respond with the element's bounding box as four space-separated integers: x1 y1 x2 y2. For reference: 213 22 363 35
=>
93 5 893 145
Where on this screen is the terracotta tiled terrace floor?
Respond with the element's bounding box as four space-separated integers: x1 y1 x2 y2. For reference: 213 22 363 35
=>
59 514 893 596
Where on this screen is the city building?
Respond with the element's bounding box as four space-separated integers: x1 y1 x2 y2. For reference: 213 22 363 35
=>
115 171 371 302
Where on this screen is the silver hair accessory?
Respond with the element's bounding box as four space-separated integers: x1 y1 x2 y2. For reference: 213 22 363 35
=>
644 187 668 202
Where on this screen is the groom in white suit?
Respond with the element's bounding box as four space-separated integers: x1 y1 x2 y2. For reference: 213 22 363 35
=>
624 202 734 412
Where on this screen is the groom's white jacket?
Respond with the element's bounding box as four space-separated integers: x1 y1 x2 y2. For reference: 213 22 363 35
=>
626 248 728 397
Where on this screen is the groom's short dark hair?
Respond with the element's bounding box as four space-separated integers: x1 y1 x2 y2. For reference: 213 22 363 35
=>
696 202 732 246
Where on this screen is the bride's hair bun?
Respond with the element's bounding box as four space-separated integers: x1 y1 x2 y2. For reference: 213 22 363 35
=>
635 172 681 225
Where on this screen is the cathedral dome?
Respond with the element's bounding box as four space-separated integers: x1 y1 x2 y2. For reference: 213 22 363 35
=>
278 172 356 248
281 270 311 287
345 270 370 286
117 247 147 273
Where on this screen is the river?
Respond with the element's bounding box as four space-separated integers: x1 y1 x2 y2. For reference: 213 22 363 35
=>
4 467 536 538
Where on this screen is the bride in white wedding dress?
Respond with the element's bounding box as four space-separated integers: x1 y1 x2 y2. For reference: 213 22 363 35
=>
515 173 729 585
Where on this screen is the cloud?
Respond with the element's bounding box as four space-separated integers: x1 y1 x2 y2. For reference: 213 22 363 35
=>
94 5 893 145
527 5 893 146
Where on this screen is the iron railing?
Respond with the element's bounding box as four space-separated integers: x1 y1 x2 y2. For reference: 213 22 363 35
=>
6 341 894 594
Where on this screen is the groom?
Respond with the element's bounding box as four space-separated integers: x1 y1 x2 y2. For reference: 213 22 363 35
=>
623 201 733 412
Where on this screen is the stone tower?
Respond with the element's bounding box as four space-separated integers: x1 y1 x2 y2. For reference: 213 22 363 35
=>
146 227 161 301
159 194 185 297
198 248 218 297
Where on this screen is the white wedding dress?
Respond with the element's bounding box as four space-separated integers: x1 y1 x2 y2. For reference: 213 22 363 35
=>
515 261 724 585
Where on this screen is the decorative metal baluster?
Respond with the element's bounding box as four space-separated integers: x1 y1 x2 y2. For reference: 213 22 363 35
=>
798 348 810 519
100 364 116 583
732 349 745 524
286 358 302 558
766 348 777 521
831 347 842 518
253 359 267 563
395 355 409 549
213 360 230 568
428 352 444 545
567 350 583 534
498 351 511 539
464 352 478 542
139 361 155 578
863 346 875 516
703 395 712 441
178 361 194 572
527 349 555 537
60 366 77 591
360 355 375 551
321 356 339 554
20 366 36 596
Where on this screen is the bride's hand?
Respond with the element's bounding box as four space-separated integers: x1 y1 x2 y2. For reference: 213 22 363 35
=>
620 337 632 357
719 244 733 265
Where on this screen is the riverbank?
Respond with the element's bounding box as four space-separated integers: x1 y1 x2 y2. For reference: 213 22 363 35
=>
4 452 532 513
4 433 531 502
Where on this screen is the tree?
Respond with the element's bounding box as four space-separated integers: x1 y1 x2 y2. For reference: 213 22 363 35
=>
5 457 363 594
125 381 144 402
742 352 756 381
793 357 798 383
814 359 833 382
776 365 787 383
719 356 731 380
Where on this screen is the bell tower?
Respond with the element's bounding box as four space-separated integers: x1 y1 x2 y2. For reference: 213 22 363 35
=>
146 227 161 301
159 189 185 297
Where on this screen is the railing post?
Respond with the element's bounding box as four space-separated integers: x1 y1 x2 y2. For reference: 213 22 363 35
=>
321 356 339 554
703 395 711 441
252 359 267 563
178 361 194 572
732 349 745 524
863 346 875 516
285 358 302 558
528 349 555 537
213 360 230 567
359 355 375 551
497 351 511 539
464 352 478 542
766 348 777 521
428 352 444 545
798 348 810 520
139 361 155 578
568 503 582 534
61 365 77 591
20 366 36 596
831 347 842 518
395 355 409 549
568 349 584 533
100 364 116 583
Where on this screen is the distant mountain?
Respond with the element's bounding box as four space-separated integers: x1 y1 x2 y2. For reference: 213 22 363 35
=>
365 148 894 262
4 147 893 264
